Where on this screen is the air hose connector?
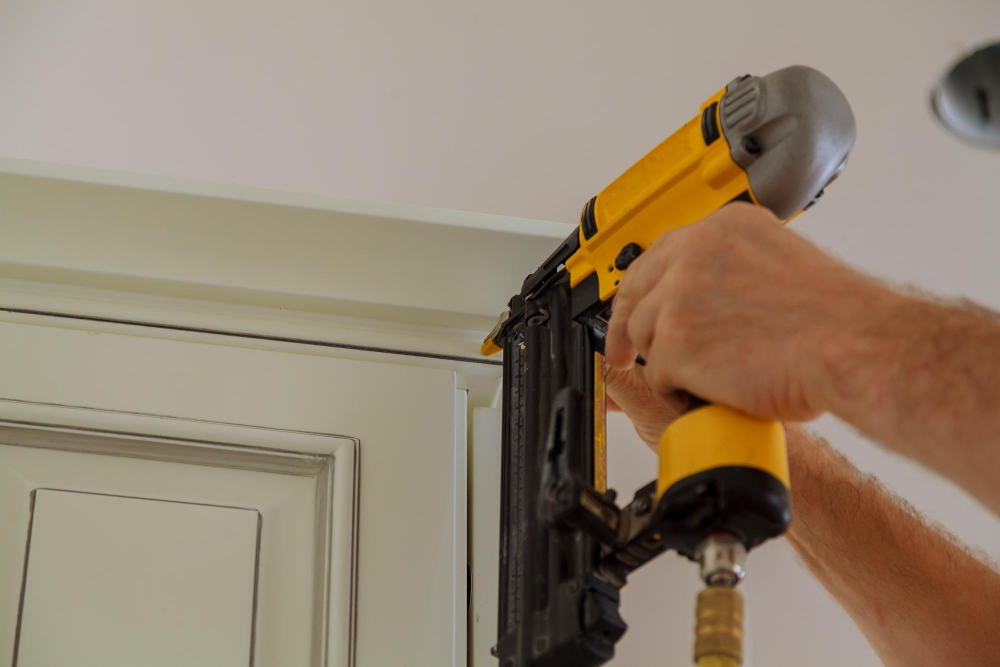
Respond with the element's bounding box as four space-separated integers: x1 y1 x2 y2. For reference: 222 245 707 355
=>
698 534 747 587
693 534 746 667
694 586 744 667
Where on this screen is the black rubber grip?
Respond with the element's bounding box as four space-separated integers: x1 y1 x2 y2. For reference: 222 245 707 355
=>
701 102 720 145
581 196 598 240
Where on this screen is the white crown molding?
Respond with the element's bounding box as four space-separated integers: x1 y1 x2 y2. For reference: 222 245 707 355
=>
0 157 572 383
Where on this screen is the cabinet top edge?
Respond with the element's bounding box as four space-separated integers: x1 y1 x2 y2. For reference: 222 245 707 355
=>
0 156 571 240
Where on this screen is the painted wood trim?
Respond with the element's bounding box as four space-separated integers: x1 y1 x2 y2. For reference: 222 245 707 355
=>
0 157 569 331
470 407 502 667
453 387 469 667
0 281 499 388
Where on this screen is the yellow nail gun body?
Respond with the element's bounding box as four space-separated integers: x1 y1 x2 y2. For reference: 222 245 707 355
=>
483 66 855 666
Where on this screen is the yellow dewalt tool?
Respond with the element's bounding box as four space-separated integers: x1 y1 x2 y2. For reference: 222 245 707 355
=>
483 66 856 667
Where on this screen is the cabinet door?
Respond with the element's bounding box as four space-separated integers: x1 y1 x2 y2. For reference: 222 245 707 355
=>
0 318 466 667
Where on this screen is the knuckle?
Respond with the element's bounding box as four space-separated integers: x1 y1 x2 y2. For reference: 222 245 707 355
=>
662 260 699 294
733 200 780 226
626 312 653 350
617 262 647 296
654 309 679 342
717 201 780 231
724 200 758 216
617 266 638 294
656 304 695 348
680 220 710 241
748 202 780 223
680 221 722 253
651 227 693 259
649 230 676 252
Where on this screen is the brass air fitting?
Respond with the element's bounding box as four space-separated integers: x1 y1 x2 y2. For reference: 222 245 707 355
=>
694 586 744 667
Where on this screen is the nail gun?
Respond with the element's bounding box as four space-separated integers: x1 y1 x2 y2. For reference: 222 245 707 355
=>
481 66 856 666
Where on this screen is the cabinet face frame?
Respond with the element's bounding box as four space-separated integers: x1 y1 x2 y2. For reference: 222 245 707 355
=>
0 404 360 667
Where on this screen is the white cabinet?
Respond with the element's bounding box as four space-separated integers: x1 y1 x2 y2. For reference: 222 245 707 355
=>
0 158 566 666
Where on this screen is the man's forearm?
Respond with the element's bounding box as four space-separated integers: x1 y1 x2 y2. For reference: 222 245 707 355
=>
783 424 1000 666
815 290 1000 513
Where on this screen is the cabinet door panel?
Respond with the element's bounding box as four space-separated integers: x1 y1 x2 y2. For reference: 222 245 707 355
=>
16 489 260 667
0 319 464 666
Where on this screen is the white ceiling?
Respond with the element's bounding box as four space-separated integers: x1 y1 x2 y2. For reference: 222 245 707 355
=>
2 2 999 665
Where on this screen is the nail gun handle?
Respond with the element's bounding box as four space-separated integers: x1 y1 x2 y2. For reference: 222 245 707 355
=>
655 404 791 555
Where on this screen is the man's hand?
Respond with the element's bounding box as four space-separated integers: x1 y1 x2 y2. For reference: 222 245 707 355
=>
605 202 891 422
605 364 688 450
605 201 1000 514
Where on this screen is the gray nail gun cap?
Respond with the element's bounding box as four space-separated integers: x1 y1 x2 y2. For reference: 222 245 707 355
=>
721 65 857 220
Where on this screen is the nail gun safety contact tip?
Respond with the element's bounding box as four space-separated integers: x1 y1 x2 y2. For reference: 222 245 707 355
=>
481 338 503 357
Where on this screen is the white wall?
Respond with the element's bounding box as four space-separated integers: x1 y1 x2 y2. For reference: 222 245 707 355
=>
3 2 1000 665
